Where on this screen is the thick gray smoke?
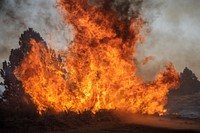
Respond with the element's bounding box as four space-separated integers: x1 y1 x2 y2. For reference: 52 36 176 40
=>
89 0 143 20
136 0 200 80
0 0 72 67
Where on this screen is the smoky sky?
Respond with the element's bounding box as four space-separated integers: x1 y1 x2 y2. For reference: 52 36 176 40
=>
0 0 73 87
0 0 200 82
89 0 143 19
136 0 200 80
0 0 71 59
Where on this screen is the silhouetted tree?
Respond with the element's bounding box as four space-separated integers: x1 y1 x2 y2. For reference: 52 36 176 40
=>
169 67 200 96
0 28 45 112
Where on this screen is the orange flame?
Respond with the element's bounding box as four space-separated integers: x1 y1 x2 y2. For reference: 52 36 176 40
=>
14 0 180 115
142 56 155 65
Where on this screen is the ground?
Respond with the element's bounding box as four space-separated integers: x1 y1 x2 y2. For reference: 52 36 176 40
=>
0 114 199 133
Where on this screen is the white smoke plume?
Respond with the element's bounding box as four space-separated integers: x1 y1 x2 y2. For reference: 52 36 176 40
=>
137 0 200 80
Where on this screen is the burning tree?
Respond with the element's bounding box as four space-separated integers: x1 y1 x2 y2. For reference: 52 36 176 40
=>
0 28 44 113
1 0 180 116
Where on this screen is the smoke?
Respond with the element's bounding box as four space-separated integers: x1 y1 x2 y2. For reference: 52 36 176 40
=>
0 0 73 67
136 0 200 80
0 0 200 81
89 0 143 20
103 0 143 19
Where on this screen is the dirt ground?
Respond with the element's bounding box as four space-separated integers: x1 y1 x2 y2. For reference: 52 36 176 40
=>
1 115 199 133
47 121 200 133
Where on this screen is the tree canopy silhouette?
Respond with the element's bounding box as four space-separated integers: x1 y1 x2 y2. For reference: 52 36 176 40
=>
169 67 200 96
0 28 45 112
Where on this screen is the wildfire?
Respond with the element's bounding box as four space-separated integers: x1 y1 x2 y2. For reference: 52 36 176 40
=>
14 0 180 115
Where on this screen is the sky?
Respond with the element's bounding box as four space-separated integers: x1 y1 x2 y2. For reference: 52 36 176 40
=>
137 0 200 80
0 0 200 85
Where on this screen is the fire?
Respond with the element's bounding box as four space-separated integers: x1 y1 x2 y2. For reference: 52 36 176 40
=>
142 56 155 65
14 0 180 115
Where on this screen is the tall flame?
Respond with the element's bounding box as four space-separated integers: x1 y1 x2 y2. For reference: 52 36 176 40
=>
14 0 180 115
